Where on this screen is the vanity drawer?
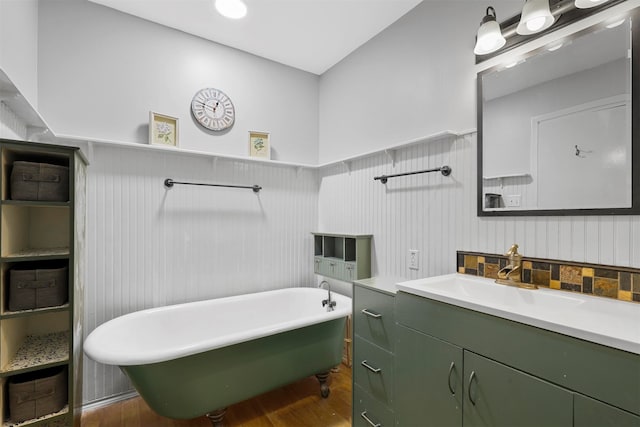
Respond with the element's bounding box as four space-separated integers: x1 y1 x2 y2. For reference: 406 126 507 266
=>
354 336 394 407
353 384 395 427
354 285 395 351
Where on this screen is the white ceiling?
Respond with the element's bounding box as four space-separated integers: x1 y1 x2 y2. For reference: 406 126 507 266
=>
88 0 423 75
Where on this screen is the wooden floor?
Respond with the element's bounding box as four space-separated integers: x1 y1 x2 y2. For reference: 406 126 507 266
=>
81 366 352 427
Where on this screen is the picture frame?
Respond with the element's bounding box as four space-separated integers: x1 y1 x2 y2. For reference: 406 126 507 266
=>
249 131 270 159
149 111 179 147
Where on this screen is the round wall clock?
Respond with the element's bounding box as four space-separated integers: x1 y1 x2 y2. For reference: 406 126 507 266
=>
191 88 235 131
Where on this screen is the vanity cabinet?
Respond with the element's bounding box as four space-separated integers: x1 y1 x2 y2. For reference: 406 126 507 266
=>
463 351 573 427
352 278 399 427
312 233 371 282
574 394 640 427
0 139 85 427
395 291 640 426
395 325 463 427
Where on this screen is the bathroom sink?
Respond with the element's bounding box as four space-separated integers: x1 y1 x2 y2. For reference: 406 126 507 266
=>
397 273 640 354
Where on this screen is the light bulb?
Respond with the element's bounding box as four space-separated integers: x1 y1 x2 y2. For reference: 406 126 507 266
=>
474 7 506 55
605 18 626 28
516 0 555 35
215 0 247 19
575 0 610 8
526 16 547 32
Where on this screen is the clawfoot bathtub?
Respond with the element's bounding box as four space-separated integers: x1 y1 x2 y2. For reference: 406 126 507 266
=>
84 287 351 425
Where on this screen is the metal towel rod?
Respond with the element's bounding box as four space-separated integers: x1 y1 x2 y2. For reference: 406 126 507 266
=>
373 166 451 184
164 178 262 193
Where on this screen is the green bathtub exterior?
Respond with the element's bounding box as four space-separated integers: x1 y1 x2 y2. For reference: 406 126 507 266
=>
121 317 347 419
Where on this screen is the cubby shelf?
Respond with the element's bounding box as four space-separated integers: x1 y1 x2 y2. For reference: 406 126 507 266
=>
1 304 70 320
0 139 85 427
0 331 69 375
3 405 68 427
312 233 372 282
1 249 70 260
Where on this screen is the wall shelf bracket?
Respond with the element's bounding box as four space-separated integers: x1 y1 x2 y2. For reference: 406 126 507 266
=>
342 161 352 174
384 149 396 167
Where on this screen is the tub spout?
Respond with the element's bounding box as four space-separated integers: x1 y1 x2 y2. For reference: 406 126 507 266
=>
319 281 336 311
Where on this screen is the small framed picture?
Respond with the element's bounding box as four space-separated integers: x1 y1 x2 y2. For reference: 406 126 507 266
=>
149 112 179 147
249 131 270 159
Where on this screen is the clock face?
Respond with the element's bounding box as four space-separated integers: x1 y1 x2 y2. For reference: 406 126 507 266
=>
191 88 235 131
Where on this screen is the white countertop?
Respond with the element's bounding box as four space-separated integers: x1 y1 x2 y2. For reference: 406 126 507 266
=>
353 276 407 295
397 273 640 355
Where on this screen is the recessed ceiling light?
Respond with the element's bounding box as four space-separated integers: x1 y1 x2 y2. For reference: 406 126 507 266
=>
215 0 247 19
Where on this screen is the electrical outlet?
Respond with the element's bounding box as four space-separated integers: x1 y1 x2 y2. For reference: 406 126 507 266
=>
505 195 521 207
408 250 419 270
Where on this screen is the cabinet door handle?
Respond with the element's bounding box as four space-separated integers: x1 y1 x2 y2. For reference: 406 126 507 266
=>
447 361 456 395
361 360 382 373
468 371 477 406
361 309 382 318
360 411 382 427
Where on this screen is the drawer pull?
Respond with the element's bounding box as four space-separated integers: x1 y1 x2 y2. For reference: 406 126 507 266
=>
361 360 382 373
360 411 382 427
361 309 382 319
468 371 477 406
447 361 456 395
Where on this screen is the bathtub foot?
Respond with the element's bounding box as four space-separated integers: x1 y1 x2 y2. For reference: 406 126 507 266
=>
205 408 227 427
315 371 331 398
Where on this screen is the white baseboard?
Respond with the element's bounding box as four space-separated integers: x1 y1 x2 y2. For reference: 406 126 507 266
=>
81 390 139 413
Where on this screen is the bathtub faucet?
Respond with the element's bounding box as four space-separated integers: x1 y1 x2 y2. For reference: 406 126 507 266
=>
319 281 336 311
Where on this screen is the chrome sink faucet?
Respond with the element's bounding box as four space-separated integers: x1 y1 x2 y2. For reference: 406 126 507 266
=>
496 244 537 289
319 280 336 311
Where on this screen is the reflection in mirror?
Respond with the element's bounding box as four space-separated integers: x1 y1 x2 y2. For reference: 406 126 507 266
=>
478 9 638 215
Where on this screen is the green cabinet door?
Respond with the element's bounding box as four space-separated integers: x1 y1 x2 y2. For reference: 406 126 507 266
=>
395 325 463 427
574 394 640 427
463 350 573 427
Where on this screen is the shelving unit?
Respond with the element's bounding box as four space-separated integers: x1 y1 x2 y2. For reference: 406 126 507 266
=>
0 139 85 427
312 233 371 282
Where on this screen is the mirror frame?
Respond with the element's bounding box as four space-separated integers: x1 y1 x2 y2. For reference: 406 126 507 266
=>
477 5 639 217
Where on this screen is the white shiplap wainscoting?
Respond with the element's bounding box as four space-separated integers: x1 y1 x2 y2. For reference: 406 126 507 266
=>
318 133 640 284
84 144 319 403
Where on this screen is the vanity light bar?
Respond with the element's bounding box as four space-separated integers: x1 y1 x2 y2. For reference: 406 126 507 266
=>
474 0 624 60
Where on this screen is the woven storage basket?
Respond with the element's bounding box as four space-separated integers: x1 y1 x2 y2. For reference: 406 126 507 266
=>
8 367 67 423
8 266 68 311
10 161 69 202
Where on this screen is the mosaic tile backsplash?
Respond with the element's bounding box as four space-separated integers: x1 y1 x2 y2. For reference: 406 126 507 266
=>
457 251 640 303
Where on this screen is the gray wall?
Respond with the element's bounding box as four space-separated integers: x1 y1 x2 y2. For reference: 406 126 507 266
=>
0 0 39 106
37 0 320 164
317 0 522 164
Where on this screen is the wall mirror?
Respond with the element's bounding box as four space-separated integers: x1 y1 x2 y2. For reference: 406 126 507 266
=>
477 6 639 216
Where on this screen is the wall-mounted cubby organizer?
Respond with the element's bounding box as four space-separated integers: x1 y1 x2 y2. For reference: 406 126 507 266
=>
312 233 372 282
0 139 85 427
